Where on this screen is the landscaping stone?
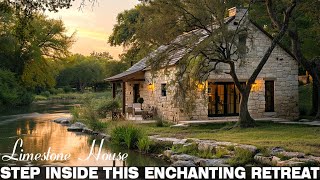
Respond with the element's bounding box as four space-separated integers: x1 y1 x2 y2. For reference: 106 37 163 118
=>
199 159 229 167
270 147 285 155
308 156 320 164
197 141 217 152
170 154 197 162
276 160 306 167
215 141 238 147
149 136 184 145
172 160 195 166
278 151 305 158
163 150 175 159
254 154 274 166
53 117 72 124
82 128 93 134
67 122 86 132
289 158 318 165
235 145 257 153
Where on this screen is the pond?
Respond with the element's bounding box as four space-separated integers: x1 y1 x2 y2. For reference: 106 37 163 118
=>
0 101 168 166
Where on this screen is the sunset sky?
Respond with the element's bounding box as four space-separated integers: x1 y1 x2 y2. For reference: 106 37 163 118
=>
46 0 140 59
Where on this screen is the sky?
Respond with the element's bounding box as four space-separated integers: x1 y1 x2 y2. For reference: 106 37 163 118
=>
46 0 140 59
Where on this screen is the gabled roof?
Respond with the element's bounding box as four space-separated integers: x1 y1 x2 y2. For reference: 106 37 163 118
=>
106 15 296 82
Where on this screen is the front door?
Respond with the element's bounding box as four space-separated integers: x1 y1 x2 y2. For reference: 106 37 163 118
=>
133 84 140 103
208 82 241 116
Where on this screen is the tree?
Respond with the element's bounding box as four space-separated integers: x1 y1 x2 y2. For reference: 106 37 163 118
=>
260 0 320 120
108 6 156 65
0 4 73 89
134 0 296 127
57 55 105 92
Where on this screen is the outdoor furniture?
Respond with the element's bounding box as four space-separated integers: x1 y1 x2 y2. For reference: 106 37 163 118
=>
133 103 143 116
142 106 157 120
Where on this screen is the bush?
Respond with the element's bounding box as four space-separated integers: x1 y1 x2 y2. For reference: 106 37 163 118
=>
111 124 144 149
0 69 33 106
137 136 152 153
215 147 229 158
63 86 73 93
40 91 51 97
97 100 120 118
227 148 255 166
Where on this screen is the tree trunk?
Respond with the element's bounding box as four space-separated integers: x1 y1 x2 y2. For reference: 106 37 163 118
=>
238 91 255 128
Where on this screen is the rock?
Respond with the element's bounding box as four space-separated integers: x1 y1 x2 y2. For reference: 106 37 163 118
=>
82 128 93 134
96 133 108 139
170 154 197 162
308 156 320 164
103 135 111 141
67 122 86 132
215 141 238 146
149 136 184 145
254 154 278 166
270 147 285 155
53 117 72 124
276 160 306 167
289 157 318 165
172 161 195 166
235 145 257 153
197 141 217 152
163 150 175 159
278 151 305 158
199 159 229 167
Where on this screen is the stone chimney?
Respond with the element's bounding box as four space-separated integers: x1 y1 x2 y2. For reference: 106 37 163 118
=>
228 7 237 17
228 7 248 24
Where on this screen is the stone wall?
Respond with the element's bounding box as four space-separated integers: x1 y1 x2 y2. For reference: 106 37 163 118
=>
125 23 299 121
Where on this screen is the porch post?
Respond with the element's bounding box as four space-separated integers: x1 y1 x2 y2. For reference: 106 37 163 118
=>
122 81 126 114
112 82 116 99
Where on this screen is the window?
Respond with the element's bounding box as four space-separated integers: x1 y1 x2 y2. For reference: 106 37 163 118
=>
265 81 275 112
161 84 167 96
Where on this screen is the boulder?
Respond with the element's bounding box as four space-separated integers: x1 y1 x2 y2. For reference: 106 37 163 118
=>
53 117 72 124
270 147 285 155
235 145 257 153
278 151 305 158
82 128 93 134
254 154 279 166
276 160 306 167
163 150 175 159
170 154 197 162
289 157 318 165
308 156 320 164
199 159 229 167
215 141 238 146
172 160 195 166
197 141 217 152
67 122 86 132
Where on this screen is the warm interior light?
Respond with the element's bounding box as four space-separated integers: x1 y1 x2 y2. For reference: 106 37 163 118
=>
197 82 206 91
148 83 154 91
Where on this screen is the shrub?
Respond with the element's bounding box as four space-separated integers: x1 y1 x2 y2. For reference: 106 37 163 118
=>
0 69 34 106
137 97 144 104
40 91 51 97
97 100 120 118
227 148 255 166
111 124 144 149
137 136 152 153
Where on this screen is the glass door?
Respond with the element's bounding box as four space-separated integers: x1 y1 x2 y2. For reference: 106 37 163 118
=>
208 82 241 117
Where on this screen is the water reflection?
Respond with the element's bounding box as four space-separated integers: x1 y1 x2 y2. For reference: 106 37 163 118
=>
0 102 168 166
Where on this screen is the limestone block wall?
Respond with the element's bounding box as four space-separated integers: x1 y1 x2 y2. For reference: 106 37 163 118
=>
207 23 299 120
125 22 299 121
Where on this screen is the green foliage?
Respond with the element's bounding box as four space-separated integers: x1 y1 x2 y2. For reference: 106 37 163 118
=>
111 124 145 149
172 143 215 159
0 69 34 106
215 147 230 158
299 84 313 117
40 91 51 97
137 136 152 153
227 148 255 166
97 100 121 118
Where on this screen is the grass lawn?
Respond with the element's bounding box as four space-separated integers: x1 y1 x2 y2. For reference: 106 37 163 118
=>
136 121 320 156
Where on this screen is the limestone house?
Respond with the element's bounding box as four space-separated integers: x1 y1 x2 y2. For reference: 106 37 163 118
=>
106 8 299 122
